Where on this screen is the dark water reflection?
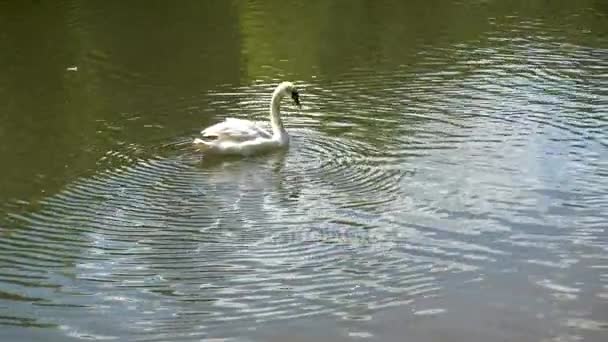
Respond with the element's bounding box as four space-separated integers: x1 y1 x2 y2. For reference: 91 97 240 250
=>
1 0 607 341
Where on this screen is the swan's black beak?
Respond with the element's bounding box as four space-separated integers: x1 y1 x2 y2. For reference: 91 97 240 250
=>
291 90 301 109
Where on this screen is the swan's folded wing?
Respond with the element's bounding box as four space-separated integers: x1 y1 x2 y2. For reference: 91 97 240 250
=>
201 118 271 142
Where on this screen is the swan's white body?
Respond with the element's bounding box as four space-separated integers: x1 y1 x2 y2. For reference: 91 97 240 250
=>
193 82 300 156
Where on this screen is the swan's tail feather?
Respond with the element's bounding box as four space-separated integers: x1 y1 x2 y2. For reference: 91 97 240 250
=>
193 138 212 152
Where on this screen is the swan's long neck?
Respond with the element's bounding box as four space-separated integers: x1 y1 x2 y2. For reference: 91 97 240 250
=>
269 88 288 141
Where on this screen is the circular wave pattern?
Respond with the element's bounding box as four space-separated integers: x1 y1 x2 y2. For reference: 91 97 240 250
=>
1 15 608 342
0 149 454 340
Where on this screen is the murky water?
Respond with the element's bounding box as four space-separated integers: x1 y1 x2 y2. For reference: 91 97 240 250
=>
1 1 607 341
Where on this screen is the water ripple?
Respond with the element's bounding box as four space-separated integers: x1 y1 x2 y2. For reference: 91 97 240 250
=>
1 7 607 340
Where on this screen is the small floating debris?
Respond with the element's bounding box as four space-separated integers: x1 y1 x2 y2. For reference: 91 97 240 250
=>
66 66 78 72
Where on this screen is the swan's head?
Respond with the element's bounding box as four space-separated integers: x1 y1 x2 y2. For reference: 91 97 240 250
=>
277 81 301 109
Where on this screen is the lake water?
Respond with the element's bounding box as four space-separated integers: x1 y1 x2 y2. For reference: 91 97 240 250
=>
1 1 607 341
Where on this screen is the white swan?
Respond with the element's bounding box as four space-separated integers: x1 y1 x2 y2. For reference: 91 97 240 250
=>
193 81 301 156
